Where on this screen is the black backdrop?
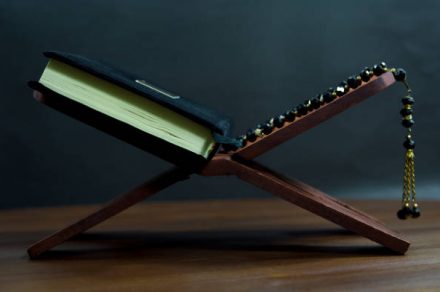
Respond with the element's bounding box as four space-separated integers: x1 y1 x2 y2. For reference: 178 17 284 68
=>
1 0 439 209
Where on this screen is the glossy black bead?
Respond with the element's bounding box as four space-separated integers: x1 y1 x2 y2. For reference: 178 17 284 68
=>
311 98 321 109
400 108 413 116
254 128 263 137
402 119 415 128
397 206 412 220
237 136 246 148
360 67 373 82
394 68 407 81
403 137 415 149
296 104 308 116
347 75 361 89
317 94 325 105
303 99 313 112
240 137 247 147
323 88 337 103
255 124 265 136
402 96 415 105
246 129 256 142
331 89 337 99
339 80 349 91
284 110 296 122
267 118 275 127
323 92 332 103
411 206 421 218
273 115 285 128
262 123 273 135
336 86 345 97
373 63 386 76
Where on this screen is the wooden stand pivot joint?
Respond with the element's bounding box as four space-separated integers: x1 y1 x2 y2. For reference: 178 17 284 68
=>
28 72 409 258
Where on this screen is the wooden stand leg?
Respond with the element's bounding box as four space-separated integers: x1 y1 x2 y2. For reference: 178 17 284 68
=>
27 167 191 258
201 156 410 254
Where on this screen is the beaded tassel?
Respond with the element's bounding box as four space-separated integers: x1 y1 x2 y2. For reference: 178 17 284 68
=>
394 69 420 219
398 148 419 219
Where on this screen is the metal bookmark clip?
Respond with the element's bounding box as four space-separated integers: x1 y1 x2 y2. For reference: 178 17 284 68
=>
135 79 180 100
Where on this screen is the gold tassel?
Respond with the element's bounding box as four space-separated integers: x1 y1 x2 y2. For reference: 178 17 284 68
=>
394 71 420 219
398 147 420 219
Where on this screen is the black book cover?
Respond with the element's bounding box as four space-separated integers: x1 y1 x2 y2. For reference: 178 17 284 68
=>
29 52 233 170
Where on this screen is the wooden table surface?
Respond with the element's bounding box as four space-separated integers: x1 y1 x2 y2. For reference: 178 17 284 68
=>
0 199 439 291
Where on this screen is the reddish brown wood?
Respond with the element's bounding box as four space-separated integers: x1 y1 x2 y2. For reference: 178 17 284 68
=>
27 167 191 258
200 156 409 253
234 72 396 160
1 200 437 291
28 71 408 258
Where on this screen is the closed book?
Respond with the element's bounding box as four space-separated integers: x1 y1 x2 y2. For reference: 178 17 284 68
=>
29 52 232 170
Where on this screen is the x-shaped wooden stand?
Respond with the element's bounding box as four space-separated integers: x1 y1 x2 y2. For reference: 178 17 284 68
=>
28 72 409 258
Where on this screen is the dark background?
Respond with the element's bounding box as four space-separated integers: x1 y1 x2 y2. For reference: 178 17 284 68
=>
1 0 439 209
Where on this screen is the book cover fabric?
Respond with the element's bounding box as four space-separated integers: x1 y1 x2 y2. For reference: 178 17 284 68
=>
43 51 232 136
29 52 235 170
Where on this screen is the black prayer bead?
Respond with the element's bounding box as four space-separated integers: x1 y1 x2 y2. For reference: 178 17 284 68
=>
255 124 265 135
311 98 321 109
238 136 246 147
347 75 361 89
336 86 345 97
373 62 387 76
254 128 263 137
360 67 373 82
329 87 337 97
246 129 257 142
296 104 308 116
402 118 415 128
402 96 415 105
285 110 296 122
411 206 421 218
323 92 332 103
403 137 416 149
268 118 275 127
397 206 412 220
261 123 273 135
304 99 313 111
341 81 349 92
317 94 325 105
273 115 285 128
394 68 407 81
400 108 413 116
323 88 337 103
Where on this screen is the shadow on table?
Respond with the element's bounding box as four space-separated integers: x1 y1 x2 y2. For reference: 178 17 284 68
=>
31 228 399 261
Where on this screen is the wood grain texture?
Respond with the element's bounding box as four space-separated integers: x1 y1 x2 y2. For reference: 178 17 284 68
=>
0 199 438 291
201 155 409 253
27 167 191 258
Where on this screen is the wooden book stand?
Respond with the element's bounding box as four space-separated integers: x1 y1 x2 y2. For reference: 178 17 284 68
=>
28 72 410 258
